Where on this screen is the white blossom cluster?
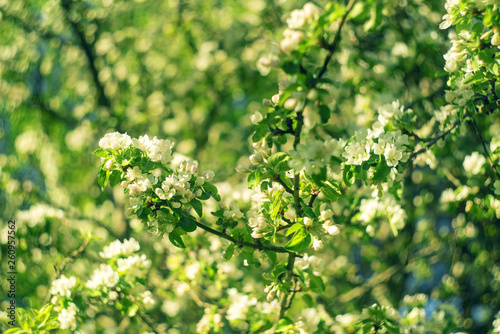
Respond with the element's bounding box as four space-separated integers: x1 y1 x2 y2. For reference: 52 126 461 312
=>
117 254 152 280
296 253 325 276
99 132 174 165
220 288 280 332
289 138 344 174
98 132 216 230
377 101 411 126
222 202 244 220
463 151 485 176
357 193 406 236
86 264 120 290
247 183 287 238
295 308 321 334
281 3 319 54
16 203 64 228
99 237 141 259
58 302 78 331
492 311 500 333
249 138 271 167
319 203 340 237
50 238 154 331
343 127 410 168
98 132 133 151
49 275 77 298
123 159 214 218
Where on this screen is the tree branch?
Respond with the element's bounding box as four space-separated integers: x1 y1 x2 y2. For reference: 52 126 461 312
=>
60 0 111 109
469 116 500 179
279 252 296 319
315 0 357 81
44 239 90 304
410 120 460 160
194 221 294 254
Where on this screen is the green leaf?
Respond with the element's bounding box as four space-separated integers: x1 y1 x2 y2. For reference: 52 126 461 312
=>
190 198 203 217
198 191 212 200
109 169 122 187
319 105 331 123
203 183 221 201
364 3 383 32
343 164 355 186
252 124 268 142
98 165 110 189
265 250 277 264
309 275 325 293
93 148 109 158
275 317 294 332
178 216 197 232
322 181 341 202
285 227 311 252
301 201 316 218
168 229 186 248
223 244 235 260
267 152 289 168
286 223 303 236
302 293 315 307
372 159 392 182
247 171 257 189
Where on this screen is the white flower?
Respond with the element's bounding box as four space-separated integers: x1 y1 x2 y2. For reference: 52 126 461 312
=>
463 152 485 175
312 237 323 251
494 180 500 196
303 217 313 227
250 112 264 125
201 170 215 182
99 132 132 150
223 202 244 220
100 238 140 259
280 30 303 54
50 275 77 298
287 9 307 29
58 303 77 331
284 97 298 110
140 291 155 309
86 264 119 289
117 254 151 279
226 288 257 322
296 308 320 333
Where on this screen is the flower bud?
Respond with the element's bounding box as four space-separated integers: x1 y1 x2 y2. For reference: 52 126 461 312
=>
304 217 313 227
284 97 298 110
250 112 264 125
492 30 500 46
327 225 340 235
236 164 250 173
307 88 318 101
249 153 263 165
105 159 113 170
267 289 276 302
303 3 319 21
262 99 272 106
271 94 280 104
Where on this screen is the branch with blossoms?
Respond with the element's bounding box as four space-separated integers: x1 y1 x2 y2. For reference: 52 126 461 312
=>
91 0 493 331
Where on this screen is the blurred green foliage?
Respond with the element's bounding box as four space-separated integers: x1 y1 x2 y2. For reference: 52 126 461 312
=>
0 0 500 333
